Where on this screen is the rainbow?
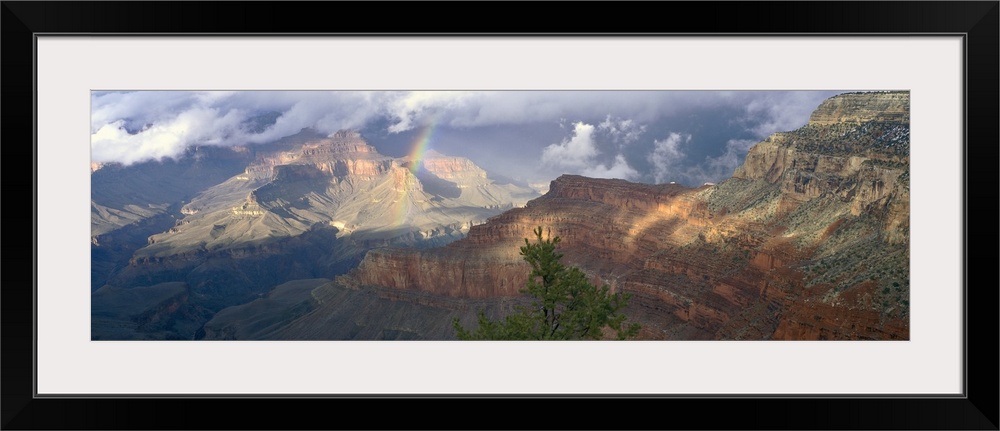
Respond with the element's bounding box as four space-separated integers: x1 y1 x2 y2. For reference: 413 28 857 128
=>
404 115 439 174
392 116 439 227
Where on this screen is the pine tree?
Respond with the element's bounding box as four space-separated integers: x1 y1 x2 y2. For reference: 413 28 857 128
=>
453 227 640 340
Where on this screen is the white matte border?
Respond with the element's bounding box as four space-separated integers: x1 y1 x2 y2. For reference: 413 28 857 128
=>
36 36 962 395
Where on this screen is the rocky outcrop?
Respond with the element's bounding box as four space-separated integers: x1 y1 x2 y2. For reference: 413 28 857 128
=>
420 150 488 182
772 298 909 340
808 91 909 125
733 91 909 244
352 248 529 298
241 130 392 180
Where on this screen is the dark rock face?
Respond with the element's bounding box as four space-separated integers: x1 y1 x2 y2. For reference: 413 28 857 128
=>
200 279 529 341
92 282 214 340
340 91 910 340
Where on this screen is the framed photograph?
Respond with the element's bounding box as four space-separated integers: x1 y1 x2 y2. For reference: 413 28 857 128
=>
4 2 996 429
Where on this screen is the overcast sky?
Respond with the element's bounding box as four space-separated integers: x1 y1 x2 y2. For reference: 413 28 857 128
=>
91 90 846 186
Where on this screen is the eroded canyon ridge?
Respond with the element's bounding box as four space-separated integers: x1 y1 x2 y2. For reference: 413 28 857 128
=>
92 91 909 340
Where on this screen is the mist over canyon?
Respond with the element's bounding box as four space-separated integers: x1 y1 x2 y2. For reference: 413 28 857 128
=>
91 91 909 340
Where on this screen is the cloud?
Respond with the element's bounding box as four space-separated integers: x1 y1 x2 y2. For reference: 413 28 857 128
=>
647 132 691 183
581 154 639 180
646 135 766 186
706 139 758 174
739 92 839 138
597 115 646 146
385 91 474 133
646 133 768 185
541 122 599 168
91 91 200 134
91 106 246 165
403 91 750 130
541 122 639 180
90 91 394 164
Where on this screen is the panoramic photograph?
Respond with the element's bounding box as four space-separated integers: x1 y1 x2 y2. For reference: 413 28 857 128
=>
90 90 910 341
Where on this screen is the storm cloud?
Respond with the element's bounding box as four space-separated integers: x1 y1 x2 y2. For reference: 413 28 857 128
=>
91 90 846 185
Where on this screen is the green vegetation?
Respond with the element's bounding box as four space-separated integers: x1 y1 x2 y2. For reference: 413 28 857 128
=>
801 218 910 320
453 227 640 340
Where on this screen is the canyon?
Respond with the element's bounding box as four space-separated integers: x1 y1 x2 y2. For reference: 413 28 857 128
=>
91 130 538 339
94 91 910 341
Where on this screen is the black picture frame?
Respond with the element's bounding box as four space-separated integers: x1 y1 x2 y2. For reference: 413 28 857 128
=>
3 2 997 429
